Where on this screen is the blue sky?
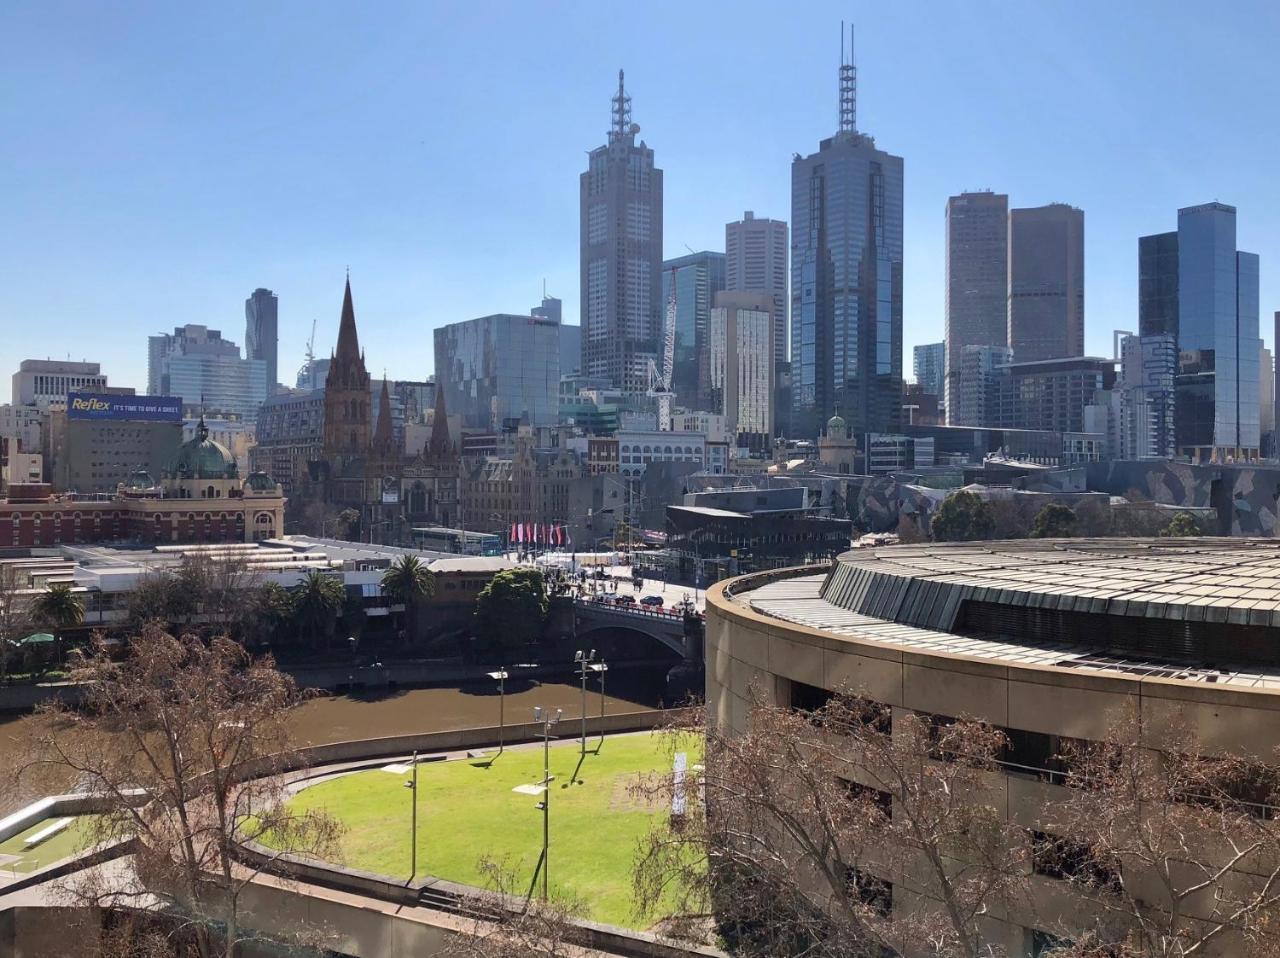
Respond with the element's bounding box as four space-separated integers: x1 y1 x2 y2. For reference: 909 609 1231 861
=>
2 1 1278 391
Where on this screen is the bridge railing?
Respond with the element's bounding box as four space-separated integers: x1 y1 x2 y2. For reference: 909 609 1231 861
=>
574 595 704 621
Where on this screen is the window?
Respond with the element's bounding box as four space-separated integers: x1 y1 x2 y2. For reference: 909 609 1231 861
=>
843 866 892 916
1030 830 1119 891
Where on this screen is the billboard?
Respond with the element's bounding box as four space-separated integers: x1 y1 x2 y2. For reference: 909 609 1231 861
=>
67 393 183 422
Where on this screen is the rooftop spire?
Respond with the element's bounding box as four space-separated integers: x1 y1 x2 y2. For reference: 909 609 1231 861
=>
373 378 393 451
335 275 361 363
610 68 632 143
427 386 452 461
839 21 857 134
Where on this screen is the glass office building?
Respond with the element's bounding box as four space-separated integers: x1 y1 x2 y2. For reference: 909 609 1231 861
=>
790 56 903 440
1139 203 1260 462
165 354 268 422
661 251 726 410
433 314 561 432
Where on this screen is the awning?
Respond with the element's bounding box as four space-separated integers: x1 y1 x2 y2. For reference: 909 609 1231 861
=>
19 632 56 645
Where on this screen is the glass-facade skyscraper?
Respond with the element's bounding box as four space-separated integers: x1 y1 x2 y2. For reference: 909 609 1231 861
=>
433 313 561 432
944 191 1008 422
244 288 279 392
790 34 903 440
661 251 725 411
1139 202 1260 462
579 71 663 395
912 342 945 399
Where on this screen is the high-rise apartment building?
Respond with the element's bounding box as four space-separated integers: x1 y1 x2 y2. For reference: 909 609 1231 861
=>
944 192 1008 420
791 28 903 439
912 342 945 399
661 251 726 410
709 291 774 440
1139 202 1260 462
11 360 110 409
434 313 561 431
1115 333 1177 460
1008 203 1085 363
245 288 279 393
580 71 663 394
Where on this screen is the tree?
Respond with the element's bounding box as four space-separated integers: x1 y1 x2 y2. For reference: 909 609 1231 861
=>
441 858 588 958
1162 511 1203 537
931 490 995 542
19 625 340 957
292 569 345 650
335 508 361 541
1030 503 1078 539
248 581 295 649
473 568 548 652
380 554 435 643
0 563 28 685
1044 709 1280 956
31 581 83 634
633 691 1030 957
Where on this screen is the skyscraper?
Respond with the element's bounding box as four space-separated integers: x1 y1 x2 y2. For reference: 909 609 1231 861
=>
245 288 279 392
709 291 774 440
726 212 788 371
791 26 903 440
1008 203 1085 363
580 70 663 395
944 191 1008 421
661 251 726 410
147 325 264 419
912 342 945 399
1139 203 1260 462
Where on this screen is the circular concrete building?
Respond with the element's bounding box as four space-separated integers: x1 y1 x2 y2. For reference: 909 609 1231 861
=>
707 538 1280 952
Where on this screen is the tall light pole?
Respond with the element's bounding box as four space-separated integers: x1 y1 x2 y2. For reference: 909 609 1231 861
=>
574 649 597 757
404 750 419 881
590 660 609 750
531 706 562 900
486 668 509 758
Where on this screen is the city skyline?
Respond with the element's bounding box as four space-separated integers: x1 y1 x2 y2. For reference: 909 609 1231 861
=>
3 2 1278 392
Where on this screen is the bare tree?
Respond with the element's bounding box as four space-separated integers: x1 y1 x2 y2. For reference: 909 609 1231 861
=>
633 691 1030 957
20 625 341 958
440 858 589 958
1043 709 1280 956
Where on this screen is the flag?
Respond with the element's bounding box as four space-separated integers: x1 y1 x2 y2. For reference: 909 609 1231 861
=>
509 523 517 544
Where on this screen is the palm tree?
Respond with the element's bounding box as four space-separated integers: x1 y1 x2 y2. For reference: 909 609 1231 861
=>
31 583 83 634
292 570 345 651
380 555 435 644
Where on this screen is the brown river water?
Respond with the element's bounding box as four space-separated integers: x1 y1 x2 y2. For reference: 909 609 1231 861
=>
0 670 665 817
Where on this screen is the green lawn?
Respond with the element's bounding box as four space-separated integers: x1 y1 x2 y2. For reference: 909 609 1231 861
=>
0 816 97 875
278 730 700 928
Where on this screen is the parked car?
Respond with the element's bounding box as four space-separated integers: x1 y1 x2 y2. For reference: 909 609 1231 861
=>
639 595 664 607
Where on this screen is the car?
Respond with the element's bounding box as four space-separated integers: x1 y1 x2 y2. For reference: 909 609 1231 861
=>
613 594 635 605
639 595 664 607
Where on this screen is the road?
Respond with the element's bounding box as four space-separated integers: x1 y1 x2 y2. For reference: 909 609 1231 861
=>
518 553 704 613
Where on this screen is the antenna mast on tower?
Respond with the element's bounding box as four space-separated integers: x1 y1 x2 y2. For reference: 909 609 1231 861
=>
610 69 632 143
839 21 857 134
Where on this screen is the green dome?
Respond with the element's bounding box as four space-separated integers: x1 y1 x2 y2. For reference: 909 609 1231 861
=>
826 413 847 436
125 468 157 490
243 471 276 492
170 419 237 480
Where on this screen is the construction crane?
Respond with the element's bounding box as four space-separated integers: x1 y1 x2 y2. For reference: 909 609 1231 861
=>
647 266 677 431
296 318 318 387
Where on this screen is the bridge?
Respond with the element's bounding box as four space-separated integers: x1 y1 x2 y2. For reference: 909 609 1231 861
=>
572 596 702 659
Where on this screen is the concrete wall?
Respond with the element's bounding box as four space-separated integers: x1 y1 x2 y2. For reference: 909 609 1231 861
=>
705 573 1280 954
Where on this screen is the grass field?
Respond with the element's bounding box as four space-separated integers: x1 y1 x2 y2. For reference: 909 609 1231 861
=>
279 730 700 928
0 816 97 875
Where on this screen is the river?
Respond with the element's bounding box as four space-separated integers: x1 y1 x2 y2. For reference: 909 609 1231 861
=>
0 670 665 817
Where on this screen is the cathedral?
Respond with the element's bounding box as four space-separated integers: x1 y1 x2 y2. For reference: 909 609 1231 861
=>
309 276 458 541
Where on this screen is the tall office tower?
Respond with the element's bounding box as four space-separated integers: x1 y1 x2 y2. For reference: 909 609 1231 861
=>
726 212 788 366
944 192 1008 421
1260 346 1274 456
245 288 279 392
146 325 264 418
1275 312 1280 459
791 26 903 439
661 251 726 410
1116 333 1177 459
912 342 945 399
531 295 562 324
1008 203 1085 363
11 360 110 409
580 70 664 394
951 345 1011 428
1138 203 1260 462
709 291 774 440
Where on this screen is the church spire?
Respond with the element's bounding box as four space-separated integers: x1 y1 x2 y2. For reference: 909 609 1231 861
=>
335 275 361 364
373 378 393 452
427 386 452 461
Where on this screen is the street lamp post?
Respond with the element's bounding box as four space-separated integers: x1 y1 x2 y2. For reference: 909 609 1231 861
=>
486 668 509 757
404 750 419 881
590 660 609 750
574 650 597 758
531 706 562 900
